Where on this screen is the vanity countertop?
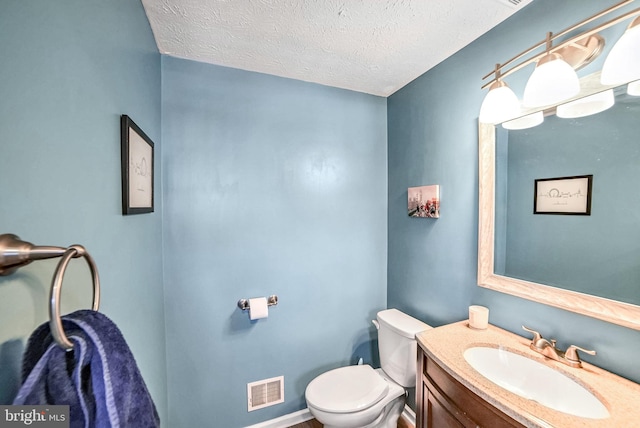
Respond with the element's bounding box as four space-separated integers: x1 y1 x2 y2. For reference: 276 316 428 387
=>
416 321 640 428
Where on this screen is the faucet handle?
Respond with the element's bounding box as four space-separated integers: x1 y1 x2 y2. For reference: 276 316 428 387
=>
522 325 543 343
564 345 596 363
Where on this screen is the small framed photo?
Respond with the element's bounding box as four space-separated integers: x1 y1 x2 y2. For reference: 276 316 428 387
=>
408 185 440 218
121 115 154 215
534 175 592 215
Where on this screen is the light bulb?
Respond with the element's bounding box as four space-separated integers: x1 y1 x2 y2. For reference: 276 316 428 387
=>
627 80 640 96
502 112 544 130
601 19 640 86
479 81 521 124
556 89 615 118
523 53 580 108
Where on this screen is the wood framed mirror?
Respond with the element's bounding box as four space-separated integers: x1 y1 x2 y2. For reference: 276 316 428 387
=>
478 112 640 331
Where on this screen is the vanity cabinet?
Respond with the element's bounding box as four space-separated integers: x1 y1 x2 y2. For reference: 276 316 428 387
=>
416 349 525 428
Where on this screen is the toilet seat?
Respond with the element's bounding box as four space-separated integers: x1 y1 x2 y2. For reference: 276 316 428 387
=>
305 365 389 413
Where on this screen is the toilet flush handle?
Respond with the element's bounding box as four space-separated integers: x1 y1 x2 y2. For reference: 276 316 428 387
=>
372 320 380 330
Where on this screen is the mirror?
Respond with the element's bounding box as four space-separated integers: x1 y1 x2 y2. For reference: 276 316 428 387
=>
478 74 640 331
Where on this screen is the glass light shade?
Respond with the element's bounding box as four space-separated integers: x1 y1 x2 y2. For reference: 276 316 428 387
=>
556 89 615 118
479 81 521 124
502 112 544 130
628 80 640 96
523 53 580 108
601 22 640 85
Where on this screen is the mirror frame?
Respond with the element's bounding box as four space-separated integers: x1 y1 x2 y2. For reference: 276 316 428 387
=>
478 121 640 331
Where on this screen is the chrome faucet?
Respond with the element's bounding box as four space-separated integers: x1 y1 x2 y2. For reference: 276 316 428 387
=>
522 326 596 368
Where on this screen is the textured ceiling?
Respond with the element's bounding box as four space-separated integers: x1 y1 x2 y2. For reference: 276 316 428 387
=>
142 0 532 97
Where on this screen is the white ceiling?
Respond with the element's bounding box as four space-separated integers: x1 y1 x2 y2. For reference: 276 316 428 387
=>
142 0 532 97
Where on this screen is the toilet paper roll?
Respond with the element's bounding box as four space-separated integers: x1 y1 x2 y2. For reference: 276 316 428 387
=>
249 297 269 320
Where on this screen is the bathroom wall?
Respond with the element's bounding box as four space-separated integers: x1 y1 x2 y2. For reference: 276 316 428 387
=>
0 0 168 422
388 0 640 384
161 56 388 427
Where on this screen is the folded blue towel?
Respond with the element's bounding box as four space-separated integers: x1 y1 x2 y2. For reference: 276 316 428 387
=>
13 310 160 428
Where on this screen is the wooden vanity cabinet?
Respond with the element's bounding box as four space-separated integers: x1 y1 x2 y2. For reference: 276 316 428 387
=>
416 348 526 428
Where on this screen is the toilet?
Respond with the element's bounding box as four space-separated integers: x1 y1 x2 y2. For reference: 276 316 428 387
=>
305 309 431 428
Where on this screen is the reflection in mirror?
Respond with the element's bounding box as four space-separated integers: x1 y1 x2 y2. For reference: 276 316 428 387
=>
494 87 640 306
478 77 640 331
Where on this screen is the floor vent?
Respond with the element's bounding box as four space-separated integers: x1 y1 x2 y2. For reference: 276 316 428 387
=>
247 376 284 411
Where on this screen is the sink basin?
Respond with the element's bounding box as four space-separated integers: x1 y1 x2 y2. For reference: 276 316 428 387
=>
463 346 609 419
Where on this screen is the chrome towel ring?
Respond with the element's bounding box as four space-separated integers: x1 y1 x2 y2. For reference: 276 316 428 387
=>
50 245 101 351
0 234 101 351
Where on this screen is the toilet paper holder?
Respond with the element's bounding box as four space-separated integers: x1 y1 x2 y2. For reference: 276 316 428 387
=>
237 295 278 311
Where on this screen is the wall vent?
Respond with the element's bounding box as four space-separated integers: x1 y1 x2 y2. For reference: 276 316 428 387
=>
247 376 284 411
494 0 528 8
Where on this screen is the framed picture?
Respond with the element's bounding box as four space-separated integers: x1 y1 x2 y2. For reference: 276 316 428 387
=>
534 175 592 215
121 115 154 215
408 184 440 218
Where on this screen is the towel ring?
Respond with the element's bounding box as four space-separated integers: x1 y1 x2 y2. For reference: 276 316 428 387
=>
49 245 101 351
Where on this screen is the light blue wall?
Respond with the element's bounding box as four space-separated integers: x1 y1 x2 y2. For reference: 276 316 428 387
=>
388 0 640 384
0 0 168 423
161 56 388 427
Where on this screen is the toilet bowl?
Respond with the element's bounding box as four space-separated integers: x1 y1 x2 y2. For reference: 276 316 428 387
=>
305 309 431 428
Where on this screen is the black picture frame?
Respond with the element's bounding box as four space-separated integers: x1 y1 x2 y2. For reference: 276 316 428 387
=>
121 115 154 215
534 174 593 215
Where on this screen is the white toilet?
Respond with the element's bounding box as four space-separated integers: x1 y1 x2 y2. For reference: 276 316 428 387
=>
305 309 431 428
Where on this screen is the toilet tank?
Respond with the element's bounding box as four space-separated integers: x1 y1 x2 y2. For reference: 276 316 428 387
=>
376 309 431 387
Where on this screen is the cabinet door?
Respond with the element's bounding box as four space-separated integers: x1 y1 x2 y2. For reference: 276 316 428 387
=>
424 384 465 428
419 352 526 428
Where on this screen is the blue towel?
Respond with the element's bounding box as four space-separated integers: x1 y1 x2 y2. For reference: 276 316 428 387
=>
13 310 160 428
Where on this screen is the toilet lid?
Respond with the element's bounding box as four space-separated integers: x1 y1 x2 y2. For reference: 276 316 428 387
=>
306 365 389 413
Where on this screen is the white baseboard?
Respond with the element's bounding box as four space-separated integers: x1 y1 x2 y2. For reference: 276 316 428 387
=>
245 405 415 428
245 408 314 428
402 405 416 426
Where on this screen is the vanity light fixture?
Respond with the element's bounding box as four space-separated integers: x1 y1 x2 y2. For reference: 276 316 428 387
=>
480 0 640 125
556 89 615 118
522 33 581 108
601 16 640 85
478 64 521 124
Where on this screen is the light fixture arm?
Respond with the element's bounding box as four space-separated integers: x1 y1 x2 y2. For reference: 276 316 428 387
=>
482 1 640 89
488 63 503 89
553 0 634 40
